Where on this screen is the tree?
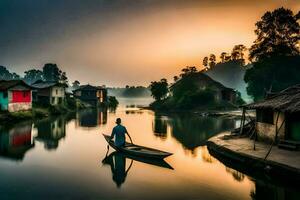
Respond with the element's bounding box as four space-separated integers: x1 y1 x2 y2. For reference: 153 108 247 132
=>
42 63 60 82
244 8 300 100
24 69 43 84
202 57 208 68
0 66 20 80
72 80 80 90
180 66 197 78
209 54 216 68
249 7 300 61
149 78 168 101
220 52 227 63
232 44 247 60
245 56 300 100
173 76 179 82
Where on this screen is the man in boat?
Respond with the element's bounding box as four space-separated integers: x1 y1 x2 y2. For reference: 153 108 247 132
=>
110 118 132 147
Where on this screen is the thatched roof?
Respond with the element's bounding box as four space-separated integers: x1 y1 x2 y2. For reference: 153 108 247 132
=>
243 84 300 113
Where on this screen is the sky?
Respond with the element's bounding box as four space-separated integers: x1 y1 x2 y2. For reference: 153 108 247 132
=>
0 0 299 87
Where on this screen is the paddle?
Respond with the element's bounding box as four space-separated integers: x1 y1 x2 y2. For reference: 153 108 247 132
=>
126 132 134 144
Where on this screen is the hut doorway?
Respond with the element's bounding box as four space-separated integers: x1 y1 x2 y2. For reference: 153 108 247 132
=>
286 112 300 141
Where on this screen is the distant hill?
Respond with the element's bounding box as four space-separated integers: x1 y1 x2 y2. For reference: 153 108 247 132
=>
205 60 252 102
108 86 151 98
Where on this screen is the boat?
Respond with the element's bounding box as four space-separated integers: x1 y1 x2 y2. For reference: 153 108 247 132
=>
102 151 174 170
103 134 172 159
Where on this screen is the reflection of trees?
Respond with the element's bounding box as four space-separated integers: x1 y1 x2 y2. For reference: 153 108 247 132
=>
225 167 245 182
152 114 168 139
200 146 214 163
35 116 67 150
76 108 107 128
0 122 34 161
250 180 300 200
168 114 235 151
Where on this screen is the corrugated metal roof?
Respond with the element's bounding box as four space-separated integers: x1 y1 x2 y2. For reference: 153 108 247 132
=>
0 80 32 90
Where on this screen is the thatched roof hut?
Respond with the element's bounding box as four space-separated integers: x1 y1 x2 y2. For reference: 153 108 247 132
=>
243 84 300 113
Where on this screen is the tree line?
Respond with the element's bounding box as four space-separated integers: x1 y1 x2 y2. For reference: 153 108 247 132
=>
150 7 300 102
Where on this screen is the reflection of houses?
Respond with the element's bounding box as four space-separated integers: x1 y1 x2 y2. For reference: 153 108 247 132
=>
170 73 237 103
35 117 66 150
73 84 107 106
31 81 67 105
0 122 34 160
242 85 300 148
76 108 107 128
152 115 168 139
0 80 33 112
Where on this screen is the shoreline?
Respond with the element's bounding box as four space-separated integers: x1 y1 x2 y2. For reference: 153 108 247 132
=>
206 132 300 185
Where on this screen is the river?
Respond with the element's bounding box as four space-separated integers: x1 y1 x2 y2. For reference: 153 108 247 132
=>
0 98 298 199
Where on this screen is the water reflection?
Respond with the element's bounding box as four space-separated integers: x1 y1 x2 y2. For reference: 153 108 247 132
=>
102 151 133 188
34 116 67 150
153 113 236 152
102 150 173 188
0 122 34 161
76 108 107 128
0 98 299 199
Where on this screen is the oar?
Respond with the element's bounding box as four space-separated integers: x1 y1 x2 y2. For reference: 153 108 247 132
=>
127 132 134 144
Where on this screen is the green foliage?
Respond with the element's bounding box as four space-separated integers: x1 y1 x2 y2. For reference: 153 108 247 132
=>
42 63 68 84
245 56 300 101
108 96 119 108
149 79 168 101
175 89 215 109
249 7 299 61
0 66 21 80
24 69 43 84
245 8 300 100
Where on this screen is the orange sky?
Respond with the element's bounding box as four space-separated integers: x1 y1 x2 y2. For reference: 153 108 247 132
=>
1 0 299 86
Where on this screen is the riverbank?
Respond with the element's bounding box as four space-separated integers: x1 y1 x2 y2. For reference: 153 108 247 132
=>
207 132 300 185
0 99 90 125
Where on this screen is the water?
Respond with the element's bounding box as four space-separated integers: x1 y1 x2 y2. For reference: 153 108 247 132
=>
0 98 299 199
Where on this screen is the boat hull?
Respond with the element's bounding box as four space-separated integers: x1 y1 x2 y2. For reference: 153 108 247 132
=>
103 134 172 159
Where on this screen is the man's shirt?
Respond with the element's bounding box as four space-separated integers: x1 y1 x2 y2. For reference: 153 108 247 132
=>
111 124 127 147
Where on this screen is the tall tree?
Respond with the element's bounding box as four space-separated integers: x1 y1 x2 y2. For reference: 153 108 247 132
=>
202 57 208 68
232 44 247 60
245 8 300 100
24 69 43 84
42 63 60 82
220 52 227 63
149 78 168 101
209 54 216 68
249 7 300 61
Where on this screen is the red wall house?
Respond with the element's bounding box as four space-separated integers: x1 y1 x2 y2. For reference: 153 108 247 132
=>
12 90 31 103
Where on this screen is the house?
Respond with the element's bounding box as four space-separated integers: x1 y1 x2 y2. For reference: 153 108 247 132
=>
170 72 237 104
73 84 107 106
242 84 300 145
31 81 67 105
0 80 33 112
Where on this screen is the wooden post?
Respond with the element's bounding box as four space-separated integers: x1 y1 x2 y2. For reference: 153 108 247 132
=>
239 107 246 135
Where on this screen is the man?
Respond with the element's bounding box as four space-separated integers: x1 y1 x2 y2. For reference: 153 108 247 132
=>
110 118 132 147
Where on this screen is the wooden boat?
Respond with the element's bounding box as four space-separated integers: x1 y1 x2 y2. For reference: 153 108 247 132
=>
102 151 174 170
103 134 172 159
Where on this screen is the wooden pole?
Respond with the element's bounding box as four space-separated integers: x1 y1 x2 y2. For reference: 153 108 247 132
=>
239 107 246 135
